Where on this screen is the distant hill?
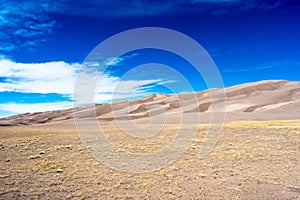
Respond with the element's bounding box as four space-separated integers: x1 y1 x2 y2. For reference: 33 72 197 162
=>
1 80 299 126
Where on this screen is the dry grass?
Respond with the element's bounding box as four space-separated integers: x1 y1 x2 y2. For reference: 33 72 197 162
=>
225 120 300 128
0 120 299 199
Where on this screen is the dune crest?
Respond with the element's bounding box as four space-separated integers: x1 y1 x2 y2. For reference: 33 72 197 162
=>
1 80 299 126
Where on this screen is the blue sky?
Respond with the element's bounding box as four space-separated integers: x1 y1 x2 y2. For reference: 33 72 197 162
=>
0 0 299 117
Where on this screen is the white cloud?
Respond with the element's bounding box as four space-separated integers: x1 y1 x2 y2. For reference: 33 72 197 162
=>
0 102 72 114
0 59 80 94
0 58 163 107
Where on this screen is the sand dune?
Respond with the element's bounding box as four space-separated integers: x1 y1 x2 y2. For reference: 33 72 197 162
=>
1 80 299 126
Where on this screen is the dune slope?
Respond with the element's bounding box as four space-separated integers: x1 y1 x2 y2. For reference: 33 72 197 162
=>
0 80 299 126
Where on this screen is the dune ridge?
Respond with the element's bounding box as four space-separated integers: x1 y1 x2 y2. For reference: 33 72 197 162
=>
0 80 299 126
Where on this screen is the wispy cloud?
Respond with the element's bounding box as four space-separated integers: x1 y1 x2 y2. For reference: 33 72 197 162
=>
0 43 15 52
57 0 282 17
100 53 138 67
0 0 283 54
223 60 300 73
0 0 59 53
192 0 242 3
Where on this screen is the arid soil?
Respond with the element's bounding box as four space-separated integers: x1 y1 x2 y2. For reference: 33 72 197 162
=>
1 120 299 199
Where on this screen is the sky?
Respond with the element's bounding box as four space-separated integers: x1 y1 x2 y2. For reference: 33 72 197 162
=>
0 0 299 117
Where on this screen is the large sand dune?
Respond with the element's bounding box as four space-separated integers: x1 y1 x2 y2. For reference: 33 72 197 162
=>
1 80 299 126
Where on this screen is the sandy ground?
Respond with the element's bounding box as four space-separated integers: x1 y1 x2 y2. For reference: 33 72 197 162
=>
0 120 299 199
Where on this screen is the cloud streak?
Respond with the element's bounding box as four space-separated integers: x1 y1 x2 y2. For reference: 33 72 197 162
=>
57 0 282 17
100 53 138 67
